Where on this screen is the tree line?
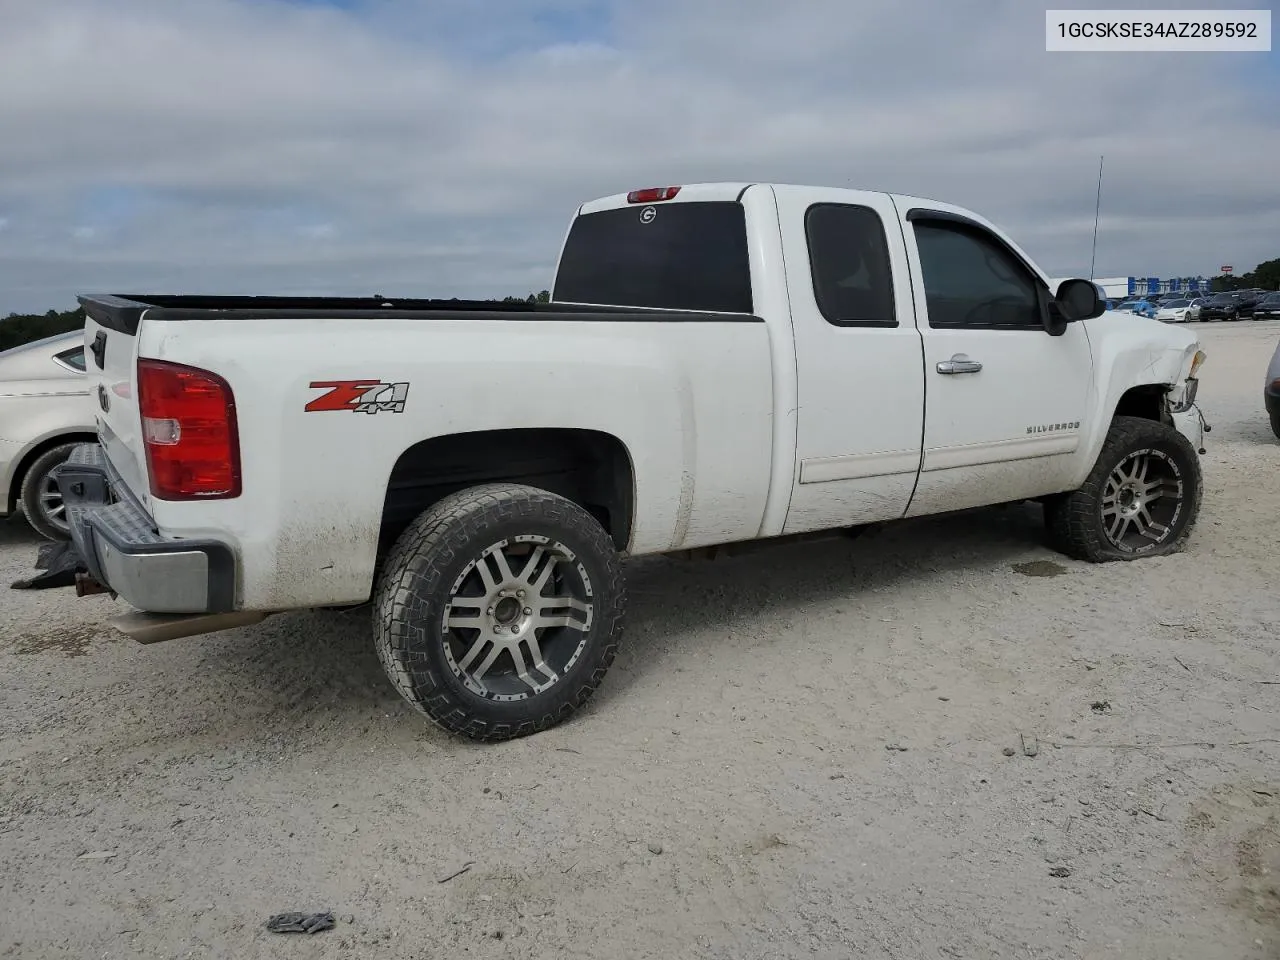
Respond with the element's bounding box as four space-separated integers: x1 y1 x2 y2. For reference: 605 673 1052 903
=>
0 291 554 353
0 307 87 354
1208 257 1280 293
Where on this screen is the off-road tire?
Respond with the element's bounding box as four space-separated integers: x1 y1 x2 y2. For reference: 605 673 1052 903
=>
373 483 625 741
19 443 79 541
1044 416 1202 563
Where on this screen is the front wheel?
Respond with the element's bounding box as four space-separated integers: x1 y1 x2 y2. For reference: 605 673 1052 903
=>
373 483 626 741
1045 416 1202 562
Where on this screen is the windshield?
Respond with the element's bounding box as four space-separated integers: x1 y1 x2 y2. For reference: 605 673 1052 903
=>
1163 300 1190 308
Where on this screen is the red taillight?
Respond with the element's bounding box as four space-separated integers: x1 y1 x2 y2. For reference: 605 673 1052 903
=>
136 359 241 500
626 186 681 203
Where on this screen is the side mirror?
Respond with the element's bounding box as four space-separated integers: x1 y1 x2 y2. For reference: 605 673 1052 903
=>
1054 279 1107 323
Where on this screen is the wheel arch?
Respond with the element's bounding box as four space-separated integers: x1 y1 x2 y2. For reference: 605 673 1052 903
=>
377 427 636 560
6 431 98 514
1112 383 1174 426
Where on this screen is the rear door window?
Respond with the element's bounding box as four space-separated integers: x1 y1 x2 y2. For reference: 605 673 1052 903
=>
804 203 896 327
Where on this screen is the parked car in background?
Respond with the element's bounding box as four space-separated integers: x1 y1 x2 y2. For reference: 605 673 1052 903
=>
1253 292 1280 321
1155 298 1196 323
1239 290 1270 320
1199 293 1246 321
0 331 96 540
1185 297 1207 321
1267 337 1280 439
1118 298 1157 318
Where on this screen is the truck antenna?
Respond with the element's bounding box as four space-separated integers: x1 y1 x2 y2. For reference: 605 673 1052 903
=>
1089 155 1104 282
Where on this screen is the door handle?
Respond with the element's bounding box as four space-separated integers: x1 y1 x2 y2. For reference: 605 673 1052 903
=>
937 353 982 375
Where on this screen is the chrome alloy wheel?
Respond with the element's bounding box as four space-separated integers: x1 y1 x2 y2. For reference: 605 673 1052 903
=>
37 471 70 535
441 536 594 702
1100 448 1184 553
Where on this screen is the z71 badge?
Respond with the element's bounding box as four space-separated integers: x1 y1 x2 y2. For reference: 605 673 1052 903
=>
306 380 409 415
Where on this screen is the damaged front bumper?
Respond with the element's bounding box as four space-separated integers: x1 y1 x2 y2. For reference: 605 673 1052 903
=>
54 443 237 614
1171 403 1209 454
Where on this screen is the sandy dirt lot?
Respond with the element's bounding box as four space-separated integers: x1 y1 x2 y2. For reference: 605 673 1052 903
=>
2 320 1279 960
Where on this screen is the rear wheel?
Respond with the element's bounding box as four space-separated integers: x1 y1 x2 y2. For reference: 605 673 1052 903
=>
1270 412 1280 441
1045 416 1201 562
373 483 626 741
19 443 79 541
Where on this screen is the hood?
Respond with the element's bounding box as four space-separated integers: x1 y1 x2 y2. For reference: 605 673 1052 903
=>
1085 309 1201 381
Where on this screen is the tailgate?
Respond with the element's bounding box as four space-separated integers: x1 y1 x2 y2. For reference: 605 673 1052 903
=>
79 300 149 505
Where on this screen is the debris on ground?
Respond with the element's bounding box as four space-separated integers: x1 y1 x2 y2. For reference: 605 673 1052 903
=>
1002 747 1017 757
885 744 908 752
1049 866 1072 878
265 910 335 934
1091 701 1112 713
647 842 664 855
75 850 117 861
1021 734 1039 758
437 862 475 884
10 542 86 591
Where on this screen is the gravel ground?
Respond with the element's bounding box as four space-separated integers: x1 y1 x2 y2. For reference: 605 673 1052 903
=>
3 320 1279 960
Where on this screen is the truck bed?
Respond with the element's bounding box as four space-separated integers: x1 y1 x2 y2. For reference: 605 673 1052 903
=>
77 294 760 335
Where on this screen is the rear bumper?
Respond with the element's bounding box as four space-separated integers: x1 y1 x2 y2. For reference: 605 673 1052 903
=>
56 444 236 614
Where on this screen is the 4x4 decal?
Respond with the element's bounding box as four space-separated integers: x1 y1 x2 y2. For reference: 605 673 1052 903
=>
306 380 409 414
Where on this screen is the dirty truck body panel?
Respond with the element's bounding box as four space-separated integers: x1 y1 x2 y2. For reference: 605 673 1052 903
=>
67 181 1204 618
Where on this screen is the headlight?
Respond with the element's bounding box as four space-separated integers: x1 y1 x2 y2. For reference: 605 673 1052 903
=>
1188 349 1206 379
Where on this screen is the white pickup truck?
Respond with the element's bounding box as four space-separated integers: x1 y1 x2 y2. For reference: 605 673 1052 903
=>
56 181 1209 741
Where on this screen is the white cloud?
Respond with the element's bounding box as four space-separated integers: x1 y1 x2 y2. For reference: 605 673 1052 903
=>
0 0 1276 312
299 223 338 240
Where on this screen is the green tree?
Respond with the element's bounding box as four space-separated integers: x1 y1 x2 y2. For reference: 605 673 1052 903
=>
501 290 551 304
1244 258 1280 291
0 307 85 353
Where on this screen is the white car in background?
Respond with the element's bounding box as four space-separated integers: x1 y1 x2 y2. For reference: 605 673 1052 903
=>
1155 298 1198 323
0 331 97 540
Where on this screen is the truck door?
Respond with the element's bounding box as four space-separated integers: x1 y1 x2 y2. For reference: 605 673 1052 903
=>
772 186 926 535
898 203 1094 516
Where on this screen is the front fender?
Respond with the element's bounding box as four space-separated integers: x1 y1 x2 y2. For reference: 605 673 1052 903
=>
1074 311 1202 485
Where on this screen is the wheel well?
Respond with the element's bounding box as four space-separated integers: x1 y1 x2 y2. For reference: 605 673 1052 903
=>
7 433 97 513
1113 384 1170 424
379 428 635 557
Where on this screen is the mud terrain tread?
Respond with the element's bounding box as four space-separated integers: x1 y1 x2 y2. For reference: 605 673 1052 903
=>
373 483 625 742
1045 415 1202 563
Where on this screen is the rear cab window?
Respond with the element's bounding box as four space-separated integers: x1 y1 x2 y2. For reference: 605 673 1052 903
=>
554 201 754 314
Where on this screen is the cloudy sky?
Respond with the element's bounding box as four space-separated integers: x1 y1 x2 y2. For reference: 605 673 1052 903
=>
0 0 1276 314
